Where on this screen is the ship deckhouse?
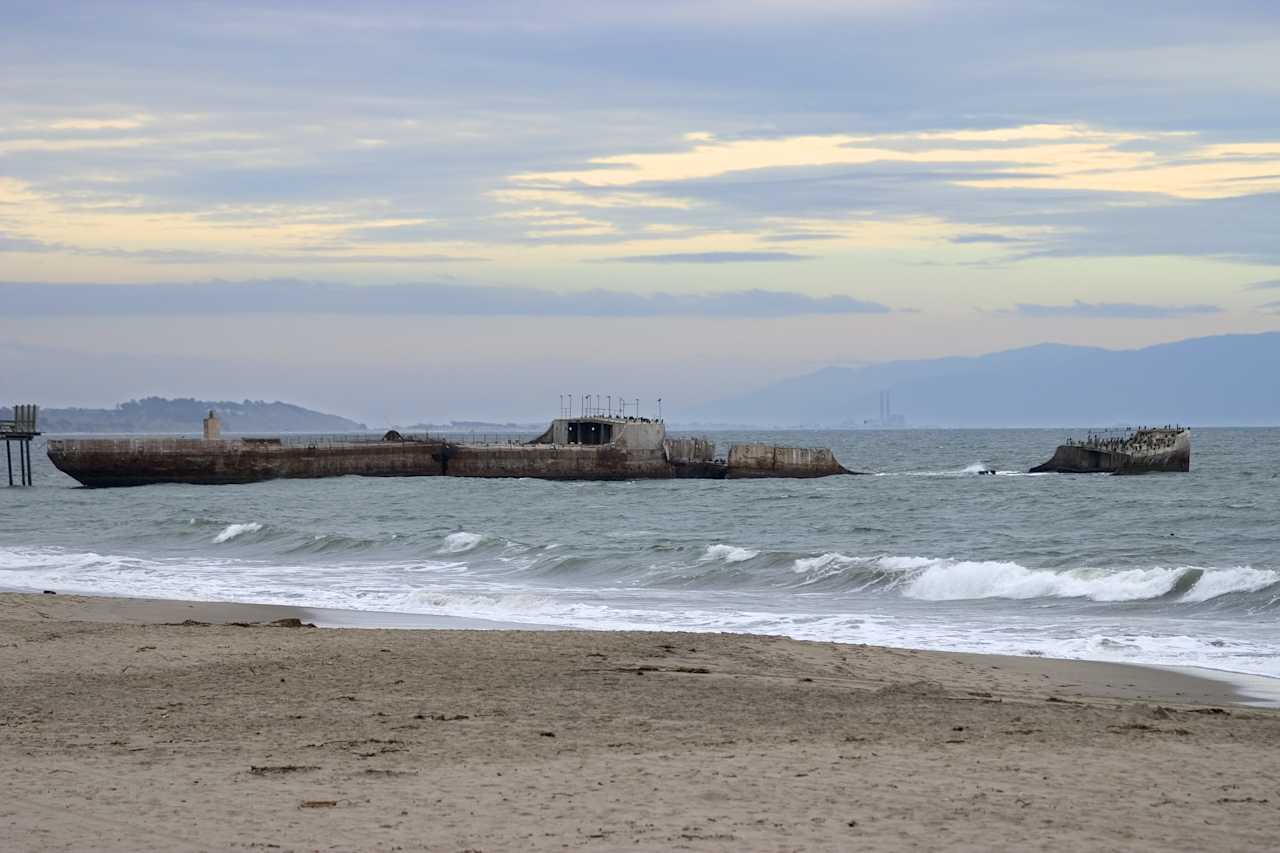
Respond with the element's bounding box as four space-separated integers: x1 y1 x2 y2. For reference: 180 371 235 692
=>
531 416 667 450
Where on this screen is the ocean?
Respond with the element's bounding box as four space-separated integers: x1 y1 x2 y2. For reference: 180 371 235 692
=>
2 428 1278 678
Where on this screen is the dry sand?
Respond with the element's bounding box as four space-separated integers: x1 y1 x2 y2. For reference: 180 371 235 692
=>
1 592 1277 852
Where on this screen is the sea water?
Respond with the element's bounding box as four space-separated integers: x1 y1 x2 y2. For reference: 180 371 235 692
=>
2 428 1277 678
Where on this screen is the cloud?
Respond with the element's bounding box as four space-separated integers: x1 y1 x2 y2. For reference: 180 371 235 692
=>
0 234 485 264
1012 301 1223 319
43 115 152 131
493 126 1280 261
1245 279 1280 290
6 1 1280 295
1006 191 1280 265
1260 300 1280 314
0 233 50 252
601 251 813 263
949 233 1025 244
759 231 843 242
0 279 890 317
513 125 1280 201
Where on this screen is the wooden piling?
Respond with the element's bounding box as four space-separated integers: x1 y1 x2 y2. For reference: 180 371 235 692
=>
2 403 40 486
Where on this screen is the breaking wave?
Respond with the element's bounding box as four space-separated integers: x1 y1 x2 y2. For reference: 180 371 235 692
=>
701 544 760 563
792 552 858 574
212 522 263 544
1179 566 1280 603
900 560 1184 601
439 532 485 554
1 540 1278 677
780 553 1279 606
7 532 1276 613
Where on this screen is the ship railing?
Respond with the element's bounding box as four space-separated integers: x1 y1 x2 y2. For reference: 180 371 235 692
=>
47 430 555 451
440 432 539 446
240 432 446 449
242 431 541 448
49 432 445 452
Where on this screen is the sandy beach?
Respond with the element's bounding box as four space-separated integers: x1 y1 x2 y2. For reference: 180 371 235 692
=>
1 592 1277 851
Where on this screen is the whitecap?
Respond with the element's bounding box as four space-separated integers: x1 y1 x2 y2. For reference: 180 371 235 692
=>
793 552 857 573
1180 566 1280 603
701 544 760 563
212 522 263 544
439 531 484 554
876 555 939 572
899 558 1186 602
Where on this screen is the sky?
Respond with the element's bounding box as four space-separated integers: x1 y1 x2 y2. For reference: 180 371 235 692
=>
3 0 1280 422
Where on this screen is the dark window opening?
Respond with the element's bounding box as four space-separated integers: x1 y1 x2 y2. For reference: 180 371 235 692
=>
567 421 613 445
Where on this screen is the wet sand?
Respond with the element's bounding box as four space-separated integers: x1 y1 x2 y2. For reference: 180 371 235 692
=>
1 592 1277 851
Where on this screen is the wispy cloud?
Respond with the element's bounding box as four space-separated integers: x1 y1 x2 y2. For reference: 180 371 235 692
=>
4 0 1279 330
601 251 812 263
1245 278 1280 290
0 233 49 252
512 125 1280 201
1012 301 1223 319
0 280 890 316
949 233 1025 244
0 233 485 264
759 232 843 243
1008 192 1280 265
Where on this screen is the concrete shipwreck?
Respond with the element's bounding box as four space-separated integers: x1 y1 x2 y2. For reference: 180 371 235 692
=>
46 412 855 487
1029 426 1191 474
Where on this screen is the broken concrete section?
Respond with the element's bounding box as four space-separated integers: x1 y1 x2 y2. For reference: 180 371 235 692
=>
1029 427 1191 474
725 443 849 478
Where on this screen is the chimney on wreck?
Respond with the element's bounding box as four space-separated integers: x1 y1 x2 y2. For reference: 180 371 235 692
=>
202 410 221 440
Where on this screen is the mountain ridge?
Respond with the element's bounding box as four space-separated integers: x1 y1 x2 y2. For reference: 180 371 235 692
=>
701 332 1280 427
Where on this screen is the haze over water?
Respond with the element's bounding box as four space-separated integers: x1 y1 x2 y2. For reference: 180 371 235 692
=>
3 428 1278 678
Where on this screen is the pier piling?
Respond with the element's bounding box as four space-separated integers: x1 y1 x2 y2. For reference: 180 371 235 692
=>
2 404 40 486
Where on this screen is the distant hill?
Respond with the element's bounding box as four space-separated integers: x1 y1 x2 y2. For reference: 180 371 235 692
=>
701 332 1280 427
2 397 367 434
